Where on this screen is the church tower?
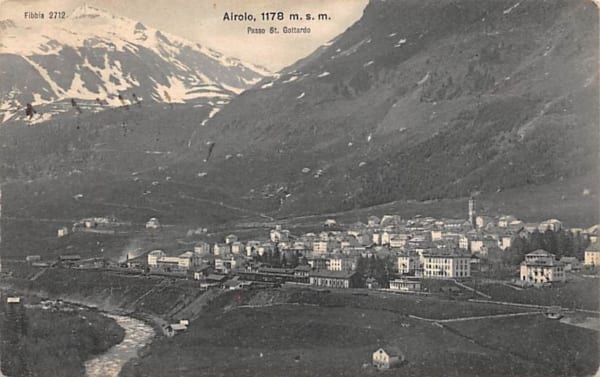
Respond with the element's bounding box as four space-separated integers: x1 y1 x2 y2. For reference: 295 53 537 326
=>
468 197 476 228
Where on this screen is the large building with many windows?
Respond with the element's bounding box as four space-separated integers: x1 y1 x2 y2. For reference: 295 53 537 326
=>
422 251 471 279
520 249 565 285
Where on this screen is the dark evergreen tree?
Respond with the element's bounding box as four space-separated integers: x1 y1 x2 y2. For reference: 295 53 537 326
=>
529 229 544 251
542 229 558 256
289 251 300 268
356 255 368 276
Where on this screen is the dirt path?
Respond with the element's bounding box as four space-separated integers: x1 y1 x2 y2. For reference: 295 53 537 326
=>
453 279 492 299
408 310 541 323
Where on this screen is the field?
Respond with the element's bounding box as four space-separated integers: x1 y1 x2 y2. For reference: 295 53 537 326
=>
120 288 599 377
445 316 599 377
3 267 598 377
465 274 600 311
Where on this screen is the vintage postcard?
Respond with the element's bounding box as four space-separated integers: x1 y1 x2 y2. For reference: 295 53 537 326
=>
0 0 598 376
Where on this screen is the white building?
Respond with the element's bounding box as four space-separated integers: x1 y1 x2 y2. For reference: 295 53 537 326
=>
459 235 470 250
231 241 245 255
372 348 404 370
584 242 600 267
422 251 471 279
390 234 411 248
147 250 166 266
193 241 211 255
372 232 382 245
538 219 562 233
397 252 419 275
498 235 512 250
213 243 230 256
327 257 355 271
270 227 290 242
381 231 395 245
57 227 69 238
145 217 160 229
245 240 261 256
520 250 565 285
475 216 494 230
225 234 238 244
147 250 199 271
389 279 421 292
312 240 331 255
176 251 200 270
498 215 517 228
215 257 237 273
324 218 337 227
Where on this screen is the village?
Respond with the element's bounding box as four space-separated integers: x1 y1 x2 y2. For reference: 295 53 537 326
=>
18 198 598 296
2 198 599 373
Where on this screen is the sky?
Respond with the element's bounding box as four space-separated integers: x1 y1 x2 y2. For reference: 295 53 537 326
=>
0 0 369 71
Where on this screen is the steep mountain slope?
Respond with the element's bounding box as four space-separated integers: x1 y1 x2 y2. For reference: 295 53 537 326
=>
0 5 269 123
0 0 597 251
182 0 598 215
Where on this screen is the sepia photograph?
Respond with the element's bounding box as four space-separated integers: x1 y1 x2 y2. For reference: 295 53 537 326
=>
0 0 598 376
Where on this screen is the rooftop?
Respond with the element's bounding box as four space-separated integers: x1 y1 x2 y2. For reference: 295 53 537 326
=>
585 242 600 253
526 249 555 257
309 270 357 279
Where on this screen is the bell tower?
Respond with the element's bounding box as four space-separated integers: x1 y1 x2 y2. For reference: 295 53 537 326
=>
468 197 476 228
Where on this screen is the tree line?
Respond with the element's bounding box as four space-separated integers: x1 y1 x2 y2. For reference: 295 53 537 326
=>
502 229 590 266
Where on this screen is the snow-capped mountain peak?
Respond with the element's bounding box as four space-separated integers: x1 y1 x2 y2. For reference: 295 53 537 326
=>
70 4 116 19
0 6 271 123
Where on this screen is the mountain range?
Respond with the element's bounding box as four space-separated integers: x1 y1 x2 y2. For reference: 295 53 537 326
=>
0 4 270 123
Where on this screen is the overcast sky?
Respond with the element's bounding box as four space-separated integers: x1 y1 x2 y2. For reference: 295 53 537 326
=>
0 0 368 71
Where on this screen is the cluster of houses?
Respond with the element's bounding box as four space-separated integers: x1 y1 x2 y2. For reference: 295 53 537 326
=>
136 202 599 290
41 200 598 290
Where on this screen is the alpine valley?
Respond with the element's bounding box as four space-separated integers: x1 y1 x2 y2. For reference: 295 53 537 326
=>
0 0 598 261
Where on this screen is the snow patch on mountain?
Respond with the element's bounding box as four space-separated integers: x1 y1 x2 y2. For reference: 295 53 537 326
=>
0 5 271 123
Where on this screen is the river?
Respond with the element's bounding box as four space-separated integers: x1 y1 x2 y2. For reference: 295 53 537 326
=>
85 314 155 377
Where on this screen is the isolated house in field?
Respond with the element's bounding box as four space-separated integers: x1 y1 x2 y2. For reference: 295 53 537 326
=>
57 226 69 237
324 218 337 227
25 255 41 263
165 323 187 337
145 217 160 229
372 347 404 369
